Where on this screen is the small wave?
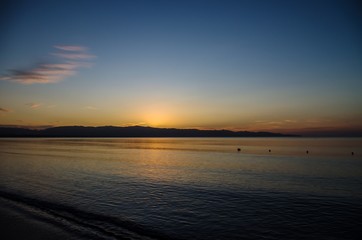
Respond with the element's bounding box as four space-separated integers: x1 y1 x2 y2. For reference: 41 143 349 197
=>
0 190 177 240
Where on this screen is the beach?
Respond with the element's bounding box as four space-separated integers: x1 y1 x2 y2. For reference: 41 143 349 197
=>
0 198 75 240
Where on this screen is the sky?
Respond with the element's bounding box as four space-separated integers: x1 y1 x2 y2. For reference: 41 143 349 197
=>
0 0 361 135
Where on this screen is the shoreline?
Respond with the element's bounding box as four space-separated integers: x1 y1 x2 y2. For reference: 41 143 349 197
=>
0 199 76 240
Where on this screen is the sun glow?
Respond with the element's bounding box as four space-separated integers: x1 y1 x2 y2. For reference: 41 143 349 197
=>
143 107 171 127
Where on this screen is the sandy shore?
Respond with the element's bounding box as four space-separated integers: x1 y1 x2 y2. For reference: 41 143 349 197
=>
0 200 75 240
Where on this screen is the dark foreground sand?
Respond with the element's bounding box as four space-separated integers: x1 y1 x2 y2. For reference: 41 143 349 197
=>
0 200 75 240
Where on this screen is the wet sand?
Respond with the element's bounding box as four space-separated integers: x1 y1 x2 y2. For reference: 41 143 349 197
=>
0 200 75 240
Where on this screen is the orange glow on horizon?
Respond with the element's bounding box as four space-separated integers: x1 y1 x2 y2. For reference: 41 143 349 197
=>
142 106 172 127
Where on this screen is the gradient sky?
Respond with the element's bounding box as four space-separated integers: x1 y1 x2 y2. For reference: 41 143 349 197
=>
1 0 361 134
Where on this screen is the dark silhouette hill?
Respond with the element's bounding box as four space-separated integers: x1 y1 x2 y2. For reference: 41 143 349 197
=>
0 126 298 138
0 127 36 137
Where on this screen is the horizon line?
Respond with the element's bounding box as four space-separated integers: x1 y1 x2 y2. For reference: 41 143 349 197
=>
1 124 362 137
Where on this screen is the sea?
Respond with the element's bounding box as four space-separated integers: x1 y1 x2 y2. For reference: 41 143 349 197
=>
0 138 361 240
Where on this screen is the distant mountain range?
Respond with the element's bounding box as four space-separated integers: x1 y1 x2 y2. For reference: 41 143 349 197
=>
0 126 299 138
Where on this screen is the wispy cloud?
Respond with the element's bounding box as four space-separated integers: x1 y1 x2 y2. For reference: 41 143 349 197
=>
1 64 76 84
53 45 96 60
54 45 88 51
0 107 11 116
0 45 95 85
26 103 42 109
0 107 11 113
54 53 96 60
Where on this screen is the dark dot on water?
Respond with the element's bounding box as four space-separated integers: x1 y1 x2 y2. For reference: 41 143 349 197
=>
237 148 241 152
268 149 271 152
306 150 309 154
351 152 354 155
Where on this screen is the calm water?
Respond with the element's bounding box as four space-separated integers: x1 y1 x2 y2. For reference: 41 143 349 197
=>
0 138 361 239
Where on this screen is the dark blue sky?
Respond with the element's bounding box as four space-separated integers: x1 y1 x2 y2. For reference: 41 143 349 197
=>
1 0 361 132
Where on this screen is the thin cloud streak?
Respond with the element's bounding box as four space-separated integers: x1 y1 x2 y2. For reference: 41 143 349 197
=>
1 63 76 84
54 53 96 60
0 107 11 113
54 45 95 60
54 45 88 51
26 103 42 109
0 45 95 84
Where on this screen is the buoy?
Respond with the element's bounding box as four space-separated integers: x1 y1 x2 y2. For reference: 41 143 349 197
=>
237 148 241 152
306 150 309 154
351 152 354 156
268 149 271 153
